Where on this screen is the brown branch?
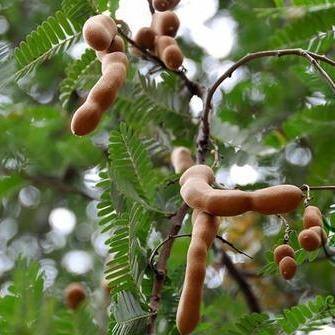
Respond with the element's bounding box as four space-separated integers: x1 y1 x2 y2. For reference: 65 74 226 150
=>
198 48 335 163
117 28 204 98
148 202 189 334
220 250 261 313
147 0 155 14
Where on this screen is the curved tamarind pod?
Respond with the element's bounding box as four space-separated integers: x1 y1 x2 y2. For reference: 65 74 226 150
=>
273 244 295 264
251 185 304 215
64 283 86 310
279 256 297 280
298 229 321 251
153 0 180 11
71 53 128 136
71 102 103 136
83 15 117 51
176 211 219 335
303 205 323 229
134 27 157 51
309 226 328 245
171 147 194 173
180 165 303 216
96 35 125 61
179 165 215 186
151 11 180 37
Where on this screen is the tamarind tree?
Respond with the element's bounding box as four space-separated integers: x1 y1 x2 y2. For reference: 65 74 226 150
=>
1 0 335 334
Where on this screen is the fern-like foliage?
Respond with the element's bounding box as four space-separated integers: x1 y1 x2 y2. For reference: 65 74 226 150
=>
61 0 95 23
104 209 146 296
115 74 196 138
267 5 335 49
59 48 99 110
1 10 83 88
224 295 335 335
109 292 153 335
108 124 157 207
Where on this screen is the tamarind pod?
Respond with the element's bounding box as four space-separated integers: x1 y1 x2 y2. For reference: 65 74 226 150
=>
134 27 156 51
179 165 215 186
251 185 304 214
155 35 176 56
309 226 327 244
273 244 295 264
176 212 219 335
153 0 180 11
298 229 321 251
87 68 124 110
279 256 297 280
71 102 102 136
101 52 129 74
83 15 117 51
96 35 125 61
303 205 323 229
171 147 194 173
162 44 183 70
64 283 86 310
151 11 180 37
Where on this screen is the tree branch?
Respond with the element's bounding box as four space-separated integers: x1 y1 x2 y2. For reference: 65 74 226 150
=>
147 0 155 14
199 48 335 162
148 202 189 334
220 250 261 313
1 166 95 201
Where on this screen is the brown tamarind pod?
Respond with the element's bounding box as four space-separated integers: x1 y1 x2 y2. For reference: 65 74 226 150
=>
298 229 321 251
309 226 328 245
96 35 125 61
134 27 156 51
151 11 180 37
179 165 215 186
251 185 304 215
101 52 129 75
153 0 180 11
279 256 297 280
161 44 183 70
171 147 194 173
303 205 323 229
176 211 219 335
83 15 117 51
71 102 102 136
273 244 295 264
64 283 86 310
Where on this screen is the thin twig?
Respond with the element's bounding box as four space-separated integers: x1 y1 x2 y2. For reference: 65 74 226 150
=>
149 233 252 273
147 0 155 14
199 48 335 163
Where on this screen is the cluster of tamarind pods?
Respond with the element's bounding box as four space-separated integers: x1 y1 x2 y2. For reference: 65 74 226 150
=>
71 0 183 136
133 0 183 71
170 147 328 335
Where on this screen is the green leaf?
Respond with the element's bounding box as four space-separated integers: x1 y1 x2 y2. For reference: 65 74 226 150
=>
110 292 153 335
108 124 156 205
1 11 83 88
